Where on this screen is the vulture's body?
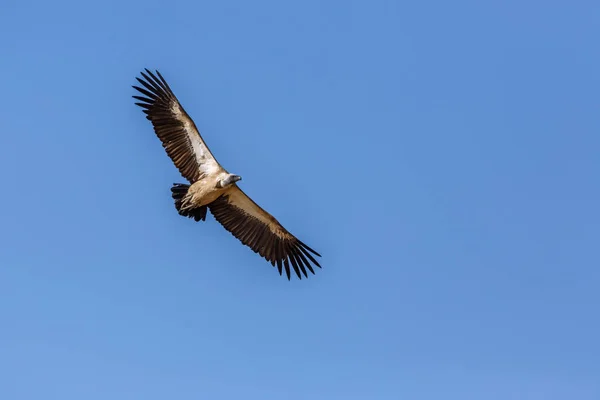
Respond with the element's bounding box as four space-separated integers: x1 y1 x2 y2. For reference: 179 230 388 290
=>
132 69 321 280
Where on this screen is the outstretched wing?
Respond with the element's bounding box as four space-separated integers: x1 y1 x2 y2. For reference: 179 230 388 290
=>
208 186 322 280
132 69 221 183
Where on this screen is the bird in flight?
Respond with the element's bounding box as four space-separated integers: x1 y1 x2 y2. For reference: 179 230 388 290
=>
132 69 321 280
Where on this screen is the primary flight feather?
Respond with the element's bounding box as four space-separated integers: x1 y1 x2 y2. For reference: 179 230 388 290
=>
132 69 321 280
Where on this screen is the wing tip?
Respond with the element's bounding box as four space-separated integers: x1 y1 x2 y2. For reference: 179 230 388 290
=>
134 68 172 98
297 239 322 258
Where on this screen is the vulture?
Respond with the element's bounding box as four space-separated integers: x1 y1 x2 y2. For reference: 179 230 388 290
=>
132 69 321 280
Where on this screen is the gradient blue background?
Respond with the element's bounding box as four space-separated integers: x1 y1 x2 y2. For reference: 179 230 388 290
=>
1 1 599 399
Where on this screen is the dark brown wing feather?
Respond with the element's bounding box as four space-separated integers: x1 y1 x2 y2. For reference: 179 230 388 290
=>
132 69 220 183
208 186 321 280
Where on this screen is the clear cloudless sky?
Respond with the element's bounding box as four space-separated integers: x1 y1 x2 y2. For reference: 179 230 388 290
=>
1 1 599 399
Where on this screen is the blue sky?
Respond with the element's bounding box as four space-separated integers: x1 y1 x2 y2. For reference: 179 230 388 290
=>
1 0 599 399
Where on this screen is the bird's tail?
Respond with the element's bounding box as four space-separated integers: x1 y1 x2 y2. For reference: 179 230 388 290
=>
171 183 207 222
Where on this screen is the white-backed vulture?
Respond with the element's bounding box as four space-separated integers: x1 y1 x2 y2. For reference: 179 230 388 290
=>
132 69 321 280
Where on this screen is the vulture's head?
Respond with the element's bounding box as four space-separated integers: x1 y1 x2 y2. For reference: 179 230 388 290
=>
217 174 242 188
